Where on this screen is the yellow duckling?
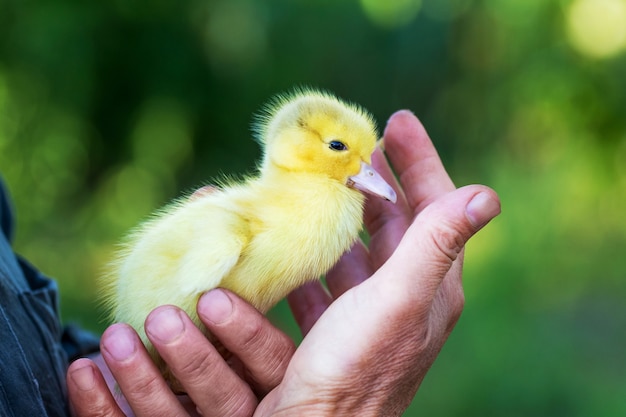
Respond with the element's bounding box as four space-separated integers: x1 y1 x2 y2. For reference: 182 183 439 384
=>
102 88 396 371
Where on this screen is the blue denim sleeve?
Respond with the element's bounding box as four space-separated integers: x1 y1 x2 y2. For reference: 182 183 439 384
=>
0 178 99 416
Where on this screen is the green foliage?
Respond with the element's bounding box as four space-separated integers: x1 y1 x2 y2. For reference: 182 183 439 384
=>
1 0 625 415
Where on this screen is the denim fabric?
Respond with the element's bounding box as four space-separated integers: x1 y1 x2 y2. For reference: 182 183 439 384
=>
0 179 99 416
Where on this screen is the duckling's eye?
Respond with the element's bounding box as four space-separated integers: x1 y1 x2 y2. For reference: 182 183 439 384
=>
329 140 347 151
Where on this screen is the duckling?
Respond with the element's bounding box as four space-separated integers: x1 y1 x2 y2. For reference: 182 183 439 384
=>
102 88 396 378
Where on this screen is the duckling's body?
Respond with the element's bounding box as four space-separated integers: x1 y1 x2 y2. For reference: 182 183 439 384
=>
113 172 364 341
103 88 396 370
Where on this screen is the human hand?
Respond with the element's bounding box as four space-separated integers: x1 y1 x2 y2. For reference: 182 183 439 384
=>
66 289 295 417
253 110 501 416
67 110 500 417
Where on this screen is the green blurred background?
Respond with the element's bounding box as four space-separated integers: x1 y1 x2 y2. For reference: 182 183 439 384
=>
1 0 625 414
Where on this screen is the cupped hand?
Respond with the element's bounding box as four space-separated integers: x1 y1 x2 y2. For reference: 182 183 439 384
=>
67 289 295 417
254 110 501 416
67 110 500 417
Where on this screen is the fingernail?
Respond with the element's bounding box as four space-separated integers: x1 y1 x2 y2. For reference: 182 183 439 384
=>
466 192 501 229
199 289 233 325
386 109 415 126
102 324 137 361
146 306 186 344
70 362 95 391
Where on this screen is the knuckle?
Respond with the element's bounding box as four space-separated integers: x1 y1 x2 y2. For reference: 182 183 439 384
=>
447 286 465 326
444 268 466 325
123 374 171 414
174 349 217 384
71 396 119 417
86 406 119 417
240 321 295 394
426 222 466 264
239 315 266 350
130 373 163 396
258 335 296 387
221 391 257 417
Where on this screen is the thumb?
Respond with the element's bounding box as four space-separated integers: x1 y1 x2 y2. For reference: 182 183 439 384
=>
373 185 501 305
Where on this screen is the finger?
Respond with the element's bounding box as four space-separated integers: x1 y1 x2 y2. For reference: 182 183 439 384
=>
287 281 332 336
325 240 373 298
197 289 295 396
99 324 187 417
364 148 412 267
372 186 500 313
383 111 455 214
67 358 126 417
145 305 257 417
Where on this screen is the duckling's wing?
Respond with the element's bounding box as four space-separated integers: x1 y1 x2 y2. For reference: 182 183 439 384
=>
174 204 249 296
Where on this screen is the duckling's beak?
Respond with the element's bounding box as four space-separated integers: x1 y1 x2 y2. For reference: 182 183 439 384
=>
347 162 397 203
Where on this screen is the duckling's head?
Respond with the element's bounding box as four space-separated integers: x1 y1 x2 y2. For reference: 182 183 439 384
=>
254 89 396 202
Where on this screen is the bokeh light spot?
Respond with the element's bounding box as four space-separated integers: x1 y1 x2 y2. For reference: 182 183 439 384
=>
201 0 267 72
131 97 192 176
359 0 422 28
483 0 544 27
100 164 163 231
566 0 626 59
